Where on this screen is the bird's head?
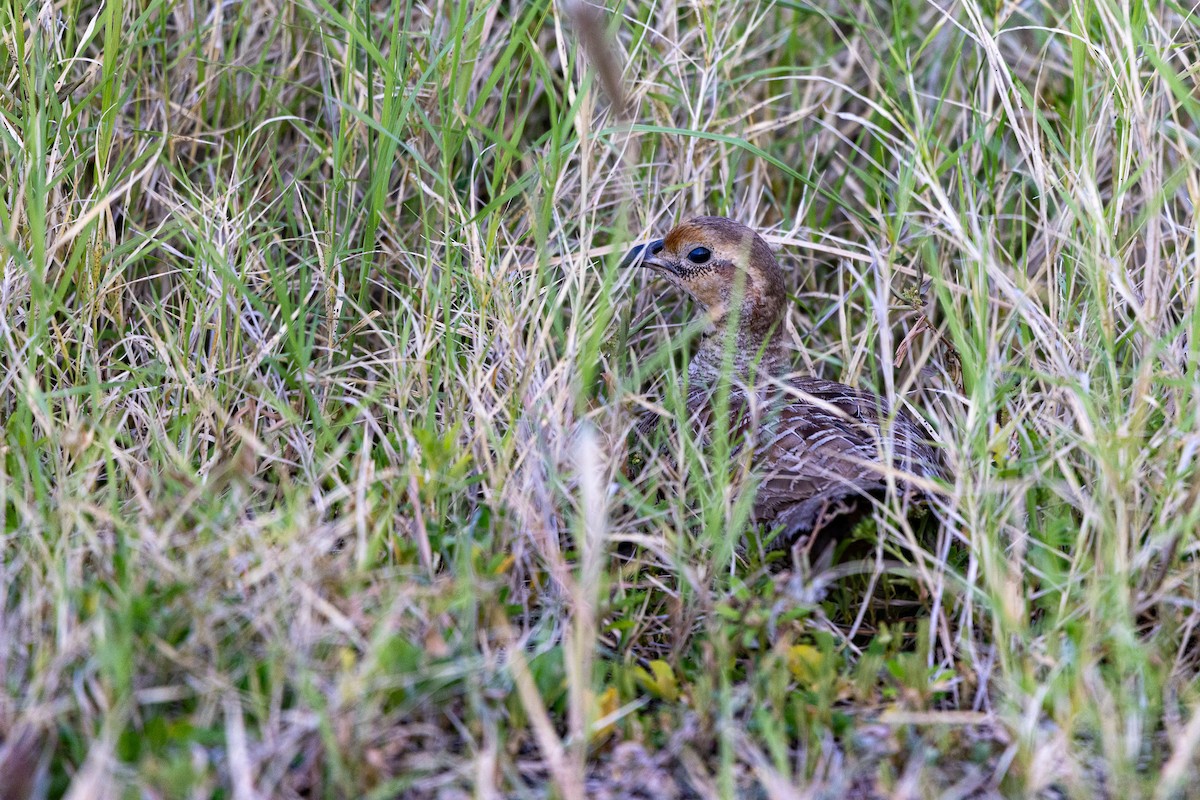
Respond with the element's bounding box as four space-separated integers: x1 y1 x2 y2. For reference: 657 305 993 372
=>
621 216 786 336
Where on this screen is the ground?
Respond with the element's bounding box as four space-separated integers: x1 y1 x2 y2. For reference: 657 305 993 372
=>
2 0 1200 798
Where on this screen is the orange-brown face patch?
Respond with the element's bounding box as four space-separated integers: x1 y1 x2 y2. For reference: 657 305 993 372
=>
662 223 704 254
664 217 756 252
678 262 737 308
650 217 786 331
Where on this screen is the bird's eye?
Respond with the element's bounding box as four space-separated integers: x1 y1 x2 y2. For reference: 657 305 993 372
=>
687 247 711 264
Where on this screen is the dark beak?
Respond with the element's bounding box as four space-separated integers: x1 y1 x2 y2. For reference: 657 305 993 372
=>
619 238 672 272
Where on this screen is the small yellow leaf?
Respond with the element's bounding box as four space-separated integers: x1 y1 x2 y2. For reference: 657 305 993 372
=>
634 659 679 702
787 644 823 684
591 686 620 742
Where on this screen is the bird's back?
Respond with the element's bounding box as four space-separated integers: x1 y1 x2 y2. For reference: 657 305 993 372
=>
736 377 943 542
636 375 944 545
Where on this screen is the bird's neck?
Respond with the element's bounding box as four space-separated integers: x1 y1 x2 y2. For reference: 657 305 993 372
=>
689 321 788 385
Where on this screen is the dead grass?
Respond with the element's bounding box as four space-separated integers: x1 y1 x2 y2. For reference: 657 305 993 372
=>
2 0 1200 797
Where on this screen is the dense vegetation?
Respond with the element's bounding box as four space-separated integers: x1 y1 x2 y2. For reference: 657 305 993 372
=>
2 0 1199 796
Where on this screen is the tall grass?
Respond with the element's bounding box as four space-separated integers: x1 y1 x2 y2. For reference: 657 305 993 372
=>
2 0 1199 796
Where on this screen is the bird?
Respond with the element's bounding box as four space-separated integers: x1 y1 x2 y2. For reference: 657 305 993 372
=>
621 216 944 557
